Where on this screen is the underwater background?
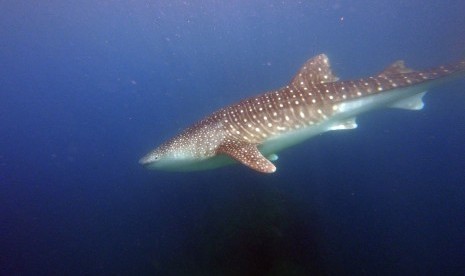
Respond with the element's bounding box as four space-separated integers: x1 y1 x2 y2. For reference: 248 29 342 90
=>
1 1 465 275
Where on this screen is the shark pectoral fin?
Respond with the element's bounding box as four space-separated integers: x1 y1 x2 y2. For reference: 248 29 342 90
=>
328 117 358 131
389 91 427 110
217 141 276 173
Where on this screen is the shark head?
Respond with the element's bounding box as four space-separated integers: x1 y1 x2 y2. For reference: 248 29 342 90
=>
139 122 230 172
139 136 196 171
138 146 165 168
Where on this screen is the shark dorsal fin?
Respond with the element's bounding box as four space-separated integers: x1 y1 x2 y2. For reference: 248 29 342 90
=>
217 140 276 173
290 54 339 87
378 60 415 77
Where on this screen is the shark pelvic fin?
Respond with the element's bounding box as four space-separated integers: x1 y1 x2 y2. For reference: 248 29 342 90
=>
378 60 415 77
329 117 358 130
389 91 427 110
290 53 339 87
267 154 279 161
217 141 276 173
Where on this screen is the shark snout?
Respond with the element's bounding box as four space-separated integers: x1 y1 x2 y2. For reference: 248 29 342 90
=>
138 153 159 165
138 156 150 165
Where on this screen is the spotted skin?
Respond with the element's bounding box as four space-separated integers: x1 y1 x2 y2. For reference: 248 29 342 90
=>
140 54 465 173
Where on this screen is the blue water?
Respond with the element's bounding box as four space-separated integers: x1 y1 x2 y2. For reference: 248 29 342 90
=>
1 1 465 275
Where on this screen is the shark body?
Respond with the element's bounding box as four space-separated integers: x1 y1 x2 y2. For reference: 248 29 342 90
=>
140 54 465 173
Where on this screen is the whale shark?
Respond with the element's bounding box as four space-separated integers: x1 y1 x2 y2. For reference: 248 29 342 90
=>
140 54 465 173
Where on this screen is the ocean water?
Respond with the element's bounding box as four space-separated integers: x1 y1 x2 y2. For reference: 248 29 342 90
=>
1 1 465 275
